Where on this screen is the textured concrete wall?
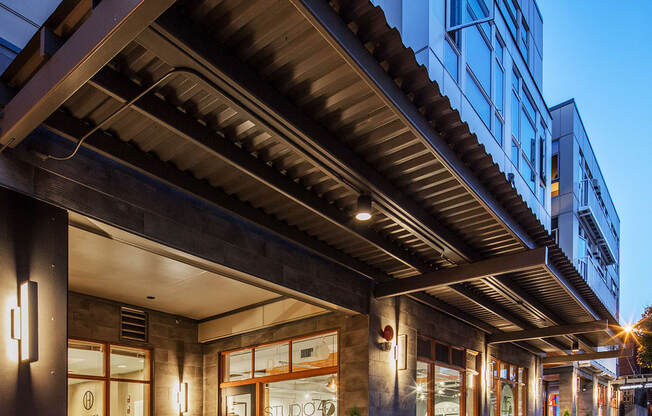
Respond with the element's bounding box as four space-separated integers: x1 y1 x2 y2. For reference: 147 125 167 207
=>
202 312 369 416
557 368 577 416
68 292 203 416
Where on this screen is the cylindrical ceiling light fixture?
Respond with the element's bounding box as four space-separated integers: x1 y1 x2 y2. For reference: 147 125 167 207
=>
355 194 373 221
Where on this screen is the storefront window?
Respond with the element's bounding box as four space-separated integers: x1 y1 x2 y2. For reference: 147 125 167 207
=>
491 358 527 416
264 374 337 416
68 340 151 416
416 336 479 416
220 331 338 416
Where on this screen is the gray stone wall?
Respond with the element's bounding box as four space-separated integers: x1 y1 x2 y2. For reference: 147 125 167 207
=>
68 292 203 416
202 312 369 416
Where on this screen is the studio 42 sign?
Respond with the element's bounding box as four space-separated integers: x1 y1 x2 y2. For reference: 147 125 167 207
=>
264 399 336 416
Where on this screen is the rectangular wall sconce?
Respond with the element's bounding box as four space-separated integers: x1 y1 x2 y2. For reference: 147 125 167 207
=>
395 334 407 370
177 382 188 413
11 281 38 362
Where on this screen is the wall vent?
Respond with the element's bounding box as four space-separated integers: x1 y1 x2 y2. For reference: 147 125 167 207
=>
120 306 148 342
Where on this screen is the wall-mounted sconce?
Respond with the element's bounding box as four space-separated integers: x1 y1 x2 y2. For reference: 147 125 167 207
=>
395 334 407 370
177 382 188 413
11 281 38 362
377 325 394 351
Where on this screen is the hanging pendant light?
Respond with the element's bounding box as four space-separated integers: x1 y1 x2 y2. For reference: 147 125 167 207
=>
355 194 373 221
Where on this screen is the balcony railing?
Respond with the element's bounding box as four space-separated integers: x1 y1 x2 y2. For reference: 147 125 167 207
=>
577 179 619 264
575 255 618 317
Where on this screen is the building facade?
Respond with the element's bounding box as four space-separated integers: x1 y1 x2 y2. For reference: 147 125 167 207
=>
0 1 624 416
543 100 622 416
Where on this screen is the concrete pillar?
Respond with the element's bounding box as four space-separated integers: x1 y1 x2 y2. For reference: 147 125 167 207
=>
558 368 577 416
0 187 68 415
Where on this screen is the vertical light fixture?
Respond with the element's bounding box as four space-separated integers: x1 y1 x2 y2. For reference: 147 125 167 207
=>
177 382 188 413
355 194 373 221
395 334 407 370
11 281 38 362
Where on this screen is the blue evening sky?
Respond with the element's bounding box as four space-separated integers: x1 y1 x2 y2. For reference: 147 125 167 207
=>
538 1 652 324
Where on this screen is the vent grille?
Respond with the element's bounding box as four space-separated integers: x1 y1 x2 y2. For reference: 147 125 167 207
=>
120 307 147 342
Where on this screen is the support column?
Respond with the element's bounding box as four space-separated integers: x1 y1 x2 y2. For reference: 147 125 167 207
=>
0 187 68 416
558 368 578 416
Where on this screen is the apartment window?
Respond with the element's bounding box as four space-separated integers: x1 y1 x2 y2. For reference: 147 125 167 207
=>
539 136 546 181
511 141 519 167
511 91 520 141
521 112 535 164
551 140 559 197
489 358 527 416
521 154 535 191
447 0 493 32
68 340 151 416
416 336 480 416
445 35 460 82
500 0 518 40
611 279 618 295
221 331 338 416
494 113 504 146
495 62 504 113
466 71 491 127
495 35 504 65
466 23 491 93
520 20 529 64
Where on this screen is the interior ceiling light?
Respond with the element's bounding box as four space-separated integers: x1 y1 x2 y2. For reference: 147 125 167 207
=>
326 376 337 392
355 194 373 221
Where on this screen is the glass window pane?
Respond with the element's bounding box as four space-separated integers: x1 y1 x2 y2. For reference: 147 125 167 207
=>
68 378 105 416
435 365 461 416
110 346 149 381
69 340 105 377
518 385 525 416
522 92 536 123
449 0 491 30
466 24 491 93
436 343 450 363
490 380 497 416
224 349 252 381
264 374 337 416
501 382 516 416
511 92 520 141
512 70 519 91
495 114 503 146
495 37 504 65
255 342 290 377
226 392 253 416
417 361 430 416
495 64 504 113
521 111 535 163
292 332 337 372
418 337 433 360
110 381 149 416
518 367 524 383
511 141 519 167
521 156 534 191
466 71 491 127
510 366 517 382
445 39 459 82
500 362 509 379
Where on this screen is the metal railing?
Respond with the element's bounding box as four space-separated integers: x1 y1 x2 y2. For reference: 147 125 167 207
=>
577 179 619 263
575 255 618 316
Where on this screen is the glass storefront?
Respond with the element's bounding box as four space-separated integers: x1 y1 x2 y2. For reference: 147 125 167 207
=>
68 340 151 416
221 331 338 416
489 358 527 416
416 336 480 416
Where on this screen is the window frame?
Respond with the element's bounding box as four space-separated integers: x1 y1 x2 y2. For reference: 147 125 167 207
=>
490 358 528 416
67 339 152 416
416 336 480 416
220 329 339 388
446 0 495 33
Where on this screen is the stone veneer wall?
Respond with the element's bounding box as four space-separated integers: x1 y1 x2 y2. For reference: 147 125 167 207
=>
368 296 543 416
68 292 203 416
202 312 369 416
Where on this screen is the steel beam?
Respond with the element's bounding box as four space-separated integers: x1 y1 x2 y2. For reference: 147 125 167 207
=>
0 0 176 147
374 247 547 298
487 320 609 344
543 349 631 364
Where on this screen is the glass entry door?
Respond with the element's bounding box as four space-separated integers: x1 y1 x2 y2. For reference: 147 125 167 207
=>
222 384 256 416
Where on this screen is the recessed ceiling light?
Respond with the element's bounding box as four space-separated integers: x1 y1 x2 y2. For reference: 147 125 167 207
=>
146 296 156 300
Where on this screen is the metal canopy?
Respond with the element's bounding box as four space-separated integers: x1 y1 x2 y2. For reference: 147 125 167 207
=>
0 0 619 353
543 348 631 364
487 320 609 344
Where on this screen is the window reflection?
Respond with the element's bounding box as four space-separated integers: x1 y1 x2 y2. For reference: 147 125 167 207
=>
263 375 337 416
417 361 430 416
224 349 253 381
435 365 461 416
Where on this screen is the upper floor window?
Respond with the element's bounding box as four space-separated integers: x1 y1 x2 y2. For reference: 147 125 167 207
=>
520 19 529 64
500 0 518 41
551 140 559 197
447 0 493 32
445 33 461 82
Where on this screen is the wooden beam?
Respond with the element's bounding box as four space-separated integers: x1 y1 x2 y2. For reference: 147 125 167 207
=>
487 320 609 344
0 0 176 146
374 247 548 299
543 349 631 364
